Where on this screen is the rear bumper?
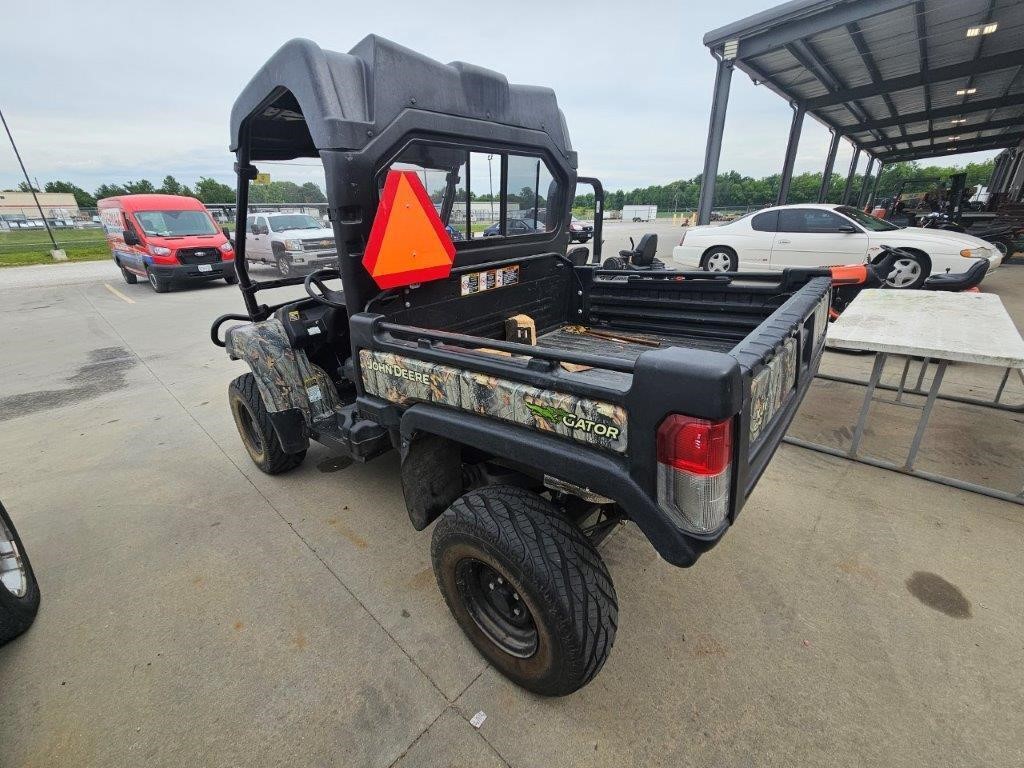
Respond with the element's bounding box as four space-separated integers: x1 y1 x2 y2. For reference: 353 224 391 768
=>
151 260 233 283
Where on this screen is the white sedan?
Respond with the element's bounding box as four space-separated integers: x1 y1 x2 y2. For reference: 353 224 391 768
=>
672 204 1002 289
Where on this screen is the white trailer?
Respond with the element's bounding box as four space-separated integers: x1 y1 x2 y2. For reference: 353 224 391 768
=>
622 204 658 222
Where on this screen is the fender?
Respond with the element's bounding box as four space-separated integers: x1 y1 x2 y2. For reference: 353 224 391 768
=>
225 317 343 453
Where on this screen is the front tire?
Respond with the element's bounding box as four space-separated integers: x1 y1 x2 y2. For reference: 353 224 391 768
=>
147 268 170 293
228 373 306 474
702 247 737 272
885 251 928 289
275 254 292 277
120 264 138 284
431 486 618 696
0 502 41 646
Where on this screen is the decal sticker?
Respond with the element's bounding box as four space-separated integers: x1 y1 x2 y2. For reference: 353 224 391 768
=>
460 265 520 296
359 349 627 453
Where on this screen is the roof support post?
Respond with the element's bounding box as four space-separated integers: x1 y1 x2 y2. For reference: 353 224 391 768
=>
866 162 884 209
841 147 862 205
818 129 841 203
697 56 733 226
857 157 876 208
777 104 805 205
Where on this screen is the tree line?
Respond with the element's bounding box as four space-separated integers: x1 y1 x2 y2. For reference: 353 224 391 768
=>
8 175 326 208
10 158 995 213
572 159 995 212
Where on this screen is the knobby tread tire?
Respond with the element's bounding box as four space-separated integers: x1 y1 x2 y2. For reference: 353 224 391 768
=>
228 373 306 474
0 503 41 646
431 485 618 695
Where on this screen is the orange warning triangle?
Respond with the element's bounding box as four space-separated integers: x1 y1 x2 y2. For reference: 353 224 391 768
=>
362 171 456 289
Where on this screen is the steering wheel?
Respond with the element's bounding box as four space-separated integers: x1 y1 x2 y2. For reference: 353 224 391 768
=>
303 267 346 308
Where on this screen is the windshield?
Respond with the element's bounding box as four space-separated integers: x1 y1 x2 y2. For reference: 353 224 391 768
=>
135 210 217 237
835 205 899 232
268 214 322 232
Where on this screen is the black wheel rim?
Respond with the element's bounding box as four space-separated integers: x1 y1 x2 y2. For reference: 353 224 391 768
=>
148 271 157 288
456 558 538 658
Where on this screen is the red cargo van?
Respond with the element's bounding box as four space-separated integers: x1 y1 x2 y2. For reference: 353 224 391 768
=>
97 194 236 292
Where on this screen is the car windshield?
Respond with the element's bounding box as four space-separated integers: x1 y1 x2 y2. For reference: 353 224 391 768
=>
835 205 899 232
268 214 322 232
135 210 217 237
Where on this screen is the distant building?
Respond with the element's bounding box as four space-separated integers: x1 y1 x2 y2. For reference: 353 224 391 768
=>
0 191 80 229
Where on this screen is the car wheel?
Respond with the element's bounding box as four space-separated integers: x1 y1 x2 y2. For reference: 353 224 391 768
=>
224 270 238 285
431 485 618 696
702 247 737 272
275 255 292 277
120 264 138 284
991 240 1008 258
0 501 41 646
147 268 170 293
885 251 928 289
228 373 306 474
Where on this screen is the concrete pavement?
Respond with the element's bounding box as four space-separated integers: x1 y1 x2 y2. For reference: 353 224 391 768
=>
0 246 1022 767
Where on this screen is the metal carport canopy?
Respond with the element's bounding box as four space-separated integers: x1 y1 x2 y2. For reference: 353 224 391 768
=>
695 0 1024 224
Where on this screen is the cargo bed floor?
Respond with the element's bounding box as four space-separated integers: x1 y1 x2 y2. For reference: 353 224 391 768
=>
537 325 736 363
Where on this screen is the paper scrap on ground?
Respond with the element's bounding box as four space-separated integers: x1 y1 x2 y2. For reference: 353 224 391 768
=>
470 711 487 729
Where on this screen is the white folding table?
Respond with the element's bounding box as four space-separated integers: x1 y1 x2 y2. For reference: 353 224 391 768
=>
783 289 1024 505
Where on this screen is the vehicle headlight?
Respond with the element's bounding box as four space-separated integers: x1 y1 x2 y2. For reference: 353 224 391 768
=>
960 248 973 258
284 239 303 251
218 242 233 253
148 245 171 256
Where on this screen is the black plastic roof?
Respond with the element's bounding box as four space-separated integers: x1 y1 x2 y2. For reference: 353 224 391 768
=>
230 36 573 161
704 0 1024 164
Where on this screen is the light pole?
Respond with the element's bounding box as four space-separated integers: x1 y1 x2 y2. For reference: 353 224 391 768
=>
0 107 63 258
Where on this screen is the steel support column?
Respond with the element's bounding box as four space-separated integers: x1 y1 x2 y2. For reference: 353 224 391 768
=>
866 162 884 209
697 57 733 225
857 157 876 208
841 146 861 205
777 104 805 205
818 130 841 203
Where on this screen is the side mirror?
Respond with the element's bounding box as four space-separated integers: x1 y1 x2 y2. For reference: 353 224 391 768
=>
837 224 858 233
123 228 140 246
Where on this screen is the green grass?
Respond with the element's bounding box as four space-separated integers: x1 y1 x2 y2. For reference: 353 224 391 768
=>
0 228 110 267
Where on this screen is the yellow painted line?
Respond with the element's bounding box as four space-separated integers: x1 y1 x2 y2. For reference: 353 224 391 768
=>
104 283 136 304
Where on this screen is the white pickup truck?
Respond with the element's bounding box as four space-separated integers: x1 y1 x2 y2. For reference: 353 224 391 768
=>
244 212 337 276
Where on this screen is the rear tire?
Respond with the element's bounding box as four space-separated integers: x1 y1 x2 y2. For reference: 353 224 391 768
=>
120 264 138 284
147 268 170 293
702 247 737 272
228 373 306 474
224 270 238 285
431 485 618 696
601 256 627 270
0 502 41 646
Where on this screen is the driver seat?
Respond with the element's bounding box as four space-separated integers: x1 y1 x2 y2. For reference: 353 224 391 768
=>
614 233 664 270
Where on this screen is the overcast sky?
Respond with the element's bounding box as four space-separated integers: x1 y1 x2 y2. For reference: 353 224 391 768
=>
0 0 998 193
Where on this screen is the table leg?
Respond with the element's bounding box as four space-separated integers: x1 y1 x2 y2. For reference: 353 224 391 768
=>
994 368 1011 404
896 357 911 403
914 358 930 390
849 353 887 459
904 360 947 471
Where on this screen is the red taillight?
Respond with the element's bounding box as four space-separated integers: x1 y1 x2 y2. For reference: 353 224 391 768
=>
657 415 732 476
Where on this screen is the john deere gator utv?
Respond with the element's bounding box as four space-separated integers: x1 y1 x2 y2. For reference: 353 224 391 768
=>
211 36 832 695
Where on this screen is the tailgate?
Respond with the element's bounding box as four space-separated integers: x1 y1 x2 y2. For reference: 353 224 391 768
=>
730 275 831 503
